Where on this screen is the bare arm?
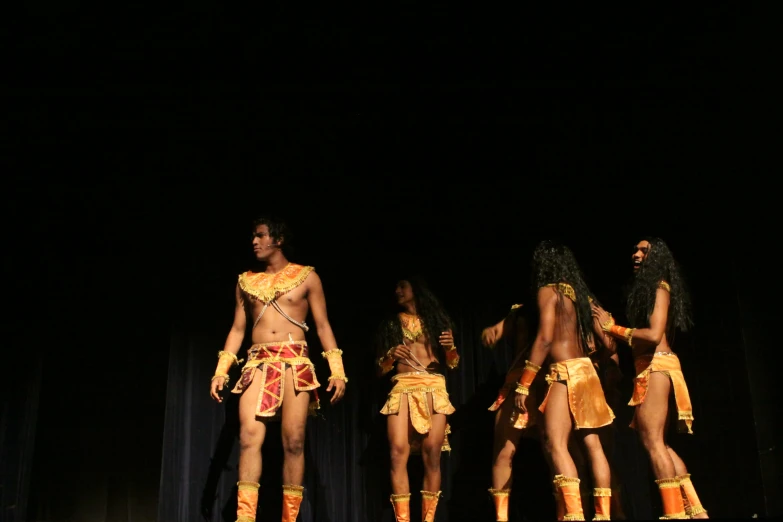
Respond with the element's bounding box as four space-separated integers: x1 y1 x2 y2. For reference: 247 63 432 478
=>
306 272 339 351
306 271 346 404
593 288 670 347
210 283 246 402
222 283 247 355
592 316 617 354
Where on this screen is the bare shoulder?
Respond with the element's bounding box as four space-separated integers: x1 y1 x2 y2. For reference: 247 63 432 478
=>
536 285 558 307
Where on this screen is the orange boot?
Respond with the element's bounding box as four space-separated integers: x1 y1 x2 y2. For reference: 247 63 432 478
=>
553 476 565 520
554 475 585 521
678 474 708 518
592 488 611 520
390 493 411 522
281 484 304 522
655 478 687 519
488 488 510 521
236 481 260 522
421 490 441 522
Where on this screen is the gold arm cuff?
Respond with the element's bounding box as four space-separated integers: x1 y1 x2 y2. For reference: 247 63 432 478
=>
328 374 348 383
321 349 344 359
212 373 229 383
217 351 242 365
524 360 542 372
515 384 530 395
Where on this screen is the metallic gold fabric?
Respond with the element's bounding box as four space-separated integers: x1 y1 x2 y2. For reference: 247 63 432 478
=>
678 474 707 517
488 366 545 429
281 484 304 522
488 488 510 521
421 490 441 522
238 264 313 303
232 341 320 418
236 481 260 522
593 488 611 520
554 475 585 521
390 493 411 522
656 478 687 519
538 358 615 429
629 352 694 434
380 372 455 452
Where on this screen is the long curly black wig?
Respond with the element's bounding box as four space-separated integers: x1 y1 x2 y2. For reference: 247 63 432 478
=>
374 274 455 364
531 240 596 357
626 237 693 338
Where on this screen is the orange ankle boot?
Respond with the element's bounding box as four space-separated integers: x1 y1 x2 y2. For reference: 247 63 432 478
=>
236 481 260 522
488 488 510 521
592 488 611 520
655 478 687 519
678 474 707 518
281 484 304 522
421 490 441 522
554 475 585 521
390 493 411 522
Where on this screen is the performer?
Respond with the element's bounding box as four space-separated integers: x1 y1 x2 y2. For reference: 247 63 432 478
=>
519 240 616 521
376 275 460 522
592 238 707 519
482 303 550 521
209 217 347 522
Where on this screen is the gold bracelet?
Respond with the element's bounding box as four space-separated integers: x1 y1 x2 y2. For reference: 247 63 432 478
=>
212 373 229 383
515 384 530 395
328 374 348 383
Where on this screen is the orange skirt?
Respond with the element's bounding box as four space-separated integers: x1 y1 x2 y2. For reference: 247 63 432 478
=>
538 357 615 429
629 352 694 434
232 341 320 418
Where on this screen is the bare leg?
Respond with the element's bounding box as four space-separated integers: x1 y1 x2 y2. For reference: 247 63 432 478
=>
579 431 611 489
491 398 524 490
238 371 269 483
636 373 676 479
420 410 447 492
280 367 311 486
543 382 577 478
387 396 413 495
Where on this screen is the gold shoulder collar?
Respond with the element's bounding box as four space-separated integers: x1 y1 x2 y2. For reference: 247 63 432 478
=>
238 263 314 303
545 282 576 302
658 280 671 292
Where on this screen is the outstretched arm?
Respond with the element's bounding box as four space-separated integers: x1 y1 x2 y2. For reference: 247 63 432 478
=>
307 271 347 404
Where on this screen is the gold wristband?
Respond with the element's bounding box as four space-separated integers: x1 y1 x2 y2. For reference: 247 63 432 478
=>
212 372 229 383
515 384 530 395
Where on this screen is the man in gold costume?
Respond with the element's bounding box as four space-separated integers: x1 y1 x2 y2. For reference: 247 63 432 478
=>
592 238 708 519
375 275 460 522
209 217 347 522
517 240 616 521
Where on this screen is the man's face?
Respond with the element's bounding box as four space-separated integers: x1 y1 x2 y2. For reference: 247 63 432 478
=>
395 280 414 306
252 224 277 261
632 240 651 271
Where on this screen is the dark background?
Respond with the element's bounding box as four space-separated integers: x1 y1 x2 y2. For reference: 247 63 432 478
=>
2 2 778 521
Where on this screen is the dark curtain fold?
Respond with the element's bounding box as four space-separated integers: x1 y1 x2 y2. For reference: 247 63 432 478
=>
0 352 42 522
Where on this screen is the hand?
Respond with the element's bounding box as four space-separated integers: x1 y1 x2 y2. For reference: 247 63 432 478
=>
390 343 413 361
439 329 455 350
326 378 346 405
210 376 227 403
591 303 613 329
481 325 500 348
515 390 528 413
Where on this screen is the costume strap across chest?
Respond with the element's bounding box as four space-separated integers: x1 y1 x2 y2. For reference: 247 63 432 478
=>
238 264 314 331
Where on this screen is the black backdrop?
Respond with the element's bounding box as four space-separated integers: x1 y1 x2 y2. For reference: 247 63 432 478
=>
3 3 778 522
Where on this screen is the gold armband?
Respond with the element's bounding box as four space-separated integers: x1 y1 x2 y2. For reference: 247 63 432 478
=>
322 349 348 383
516 360 541 395
214 351 242 380
378 349 395 375
445 345 460 369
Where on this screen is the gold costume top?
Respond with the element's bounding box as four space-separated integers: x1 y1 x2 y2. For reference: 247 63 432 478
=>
545 282 576 302
399 312 423 342
238 263 314 303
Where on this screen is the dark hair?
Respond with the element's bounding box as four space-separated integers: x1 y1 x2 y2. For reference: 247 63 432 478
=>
251 216 293 255
375 274 455 363
626 237 693 338
530 240 596 357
